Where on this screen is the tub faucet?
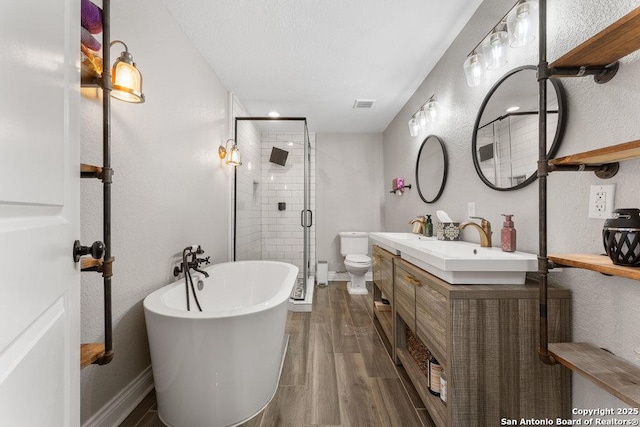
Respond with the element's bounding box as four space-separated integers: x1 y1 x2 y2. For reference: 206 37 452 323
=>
459 216 492 247
191 265 210 278
174 245 211 277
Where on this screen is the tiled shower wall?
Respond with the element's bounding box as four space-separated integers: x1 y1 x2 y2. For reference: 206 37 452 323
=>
261 132 316 280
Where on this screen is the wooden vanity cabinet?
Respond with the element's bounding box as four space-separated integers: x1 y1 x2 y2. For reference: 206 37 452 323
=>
393 257 572 427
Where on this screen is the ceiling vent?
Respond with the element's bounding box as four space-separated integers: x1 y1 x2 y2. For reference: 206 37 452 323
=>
353 99 375 109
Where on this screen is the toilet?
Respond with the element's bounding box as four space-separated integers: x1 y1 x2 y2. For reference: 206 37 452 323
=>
339 231 371 295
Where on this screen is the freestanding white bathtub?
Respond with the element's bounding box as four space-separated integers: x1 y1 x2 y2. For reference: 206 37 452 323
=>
143 261 298 427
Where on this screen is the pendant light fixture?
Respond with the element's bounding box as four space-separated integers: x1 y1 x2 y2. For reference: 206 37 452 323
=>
110 40 145 103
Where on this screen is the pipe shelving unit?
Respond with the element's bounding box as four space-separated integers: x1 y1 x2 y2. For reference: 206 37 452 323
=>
79 0 115 369
537 1 640 406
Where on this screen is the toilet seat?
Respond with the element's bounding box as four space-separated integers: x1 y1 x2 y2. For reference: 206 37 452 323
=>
345 254 371 265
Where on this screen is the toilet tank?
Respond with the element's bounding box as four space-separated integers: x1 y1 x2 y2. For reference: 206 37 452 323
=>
339 232 369 256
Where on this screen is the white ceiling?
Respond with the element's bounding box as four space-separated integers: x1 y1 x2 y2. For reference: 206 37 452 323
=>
160 0 483 133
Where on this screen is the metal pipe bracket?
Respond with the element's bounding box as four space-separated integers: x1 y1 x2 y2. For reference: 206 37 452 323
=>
98 257 115 278
101 167 114 184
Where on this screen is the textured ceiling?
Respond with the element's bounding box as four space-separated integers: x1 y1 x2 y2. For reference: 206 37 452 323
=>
160 0 483 133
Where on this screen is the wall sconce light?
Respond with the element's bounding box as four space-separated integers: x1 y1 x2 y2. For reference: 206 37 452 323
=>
424 97 438 122
507 0 539 48
407 95 438 136
110 40 145 103
463 0 538 87
218 138 242 166
464 51 486 87
482 25 509 70
408 117 420 137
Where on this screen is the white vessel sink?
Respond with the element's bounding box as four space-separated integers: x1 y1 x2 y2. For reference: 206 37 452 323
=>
369 232 537 285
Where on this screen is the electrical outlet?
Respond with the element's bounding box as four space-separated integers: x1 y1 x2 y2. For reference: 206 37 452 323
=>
468 202 476 218
588 184 615 219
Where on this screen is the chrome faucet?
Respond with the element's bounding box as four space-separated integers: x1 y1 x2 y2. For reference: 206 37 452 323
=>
173 245 211 277
459 216 492 247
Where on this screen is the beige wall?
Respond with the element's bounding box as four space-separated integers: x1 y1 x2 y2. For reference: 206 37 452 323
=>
383 0 640 416
80 0 231 422
316 133 385 272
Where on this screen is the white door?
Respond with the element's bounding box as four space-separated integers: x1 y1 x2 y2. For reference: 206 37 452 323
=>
0 0 80 425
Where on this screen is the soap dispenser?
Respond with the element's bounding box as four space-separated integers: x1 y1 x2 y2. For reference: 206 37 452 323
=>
424 214 433 237
501 214 516 252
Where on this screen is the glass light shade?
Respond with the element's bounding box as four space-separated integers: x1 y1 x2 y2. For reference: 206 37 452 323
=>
111 52 145 103
507 0 539 48
463 52 485 87
408 117 420 137
425 100 437 122
481 29 509 70
226 145 242 166
417 108 427 128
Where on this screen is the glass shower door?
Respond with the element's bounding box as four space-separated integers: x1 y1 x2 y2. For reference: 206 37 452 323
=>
233 117 314 302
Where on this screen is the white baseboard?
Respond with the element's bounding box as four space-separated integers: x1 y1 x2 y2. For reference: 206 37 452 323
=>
82 366 154 427
329 271 372 281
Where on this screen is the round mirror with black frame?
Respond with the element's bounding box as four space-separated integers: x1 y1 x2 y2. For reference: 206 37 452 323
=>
416 135 448 203
472 65 567 191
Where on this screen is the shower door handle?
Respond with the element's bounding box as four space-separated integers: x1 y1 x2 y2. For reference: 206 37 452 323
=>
300 210 313 228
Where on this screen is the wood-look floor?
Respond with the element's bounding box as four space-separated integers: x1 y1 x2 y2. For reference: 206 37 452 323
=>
120 282 434 427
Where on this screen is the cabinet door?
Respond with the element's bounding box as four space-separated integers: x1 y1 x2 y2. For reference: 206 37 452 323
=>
373 246 394 302
394 264 417 331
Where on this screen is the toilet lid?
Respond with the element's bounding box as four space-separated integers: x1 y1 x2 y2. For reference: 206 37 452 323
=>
346 254 371 264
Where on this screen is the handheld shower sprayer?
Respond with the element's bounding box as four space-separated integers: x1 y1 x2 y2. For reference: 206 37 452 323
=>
184 245 202 254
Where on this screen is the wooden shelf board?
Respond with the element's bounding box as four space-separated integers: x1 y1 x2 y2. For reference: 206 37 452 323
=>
81 163 103 174
81 66 100 88
549 140 640 166
81 343 105 369
397 348 448 426
549 342 640 407
81 258 103 271
550 7 640 69
549 253 640 280
375 308 393 342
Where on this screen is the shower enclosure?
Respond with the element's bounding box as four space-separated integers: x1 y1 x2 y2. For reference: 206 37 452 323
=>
232 117 315 310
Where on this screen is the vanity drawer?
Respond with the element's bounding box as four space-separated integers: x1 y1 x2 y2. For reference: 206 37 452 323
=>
372 246 394 302
394 263 418 331
398 260 448 360
416 282 447 360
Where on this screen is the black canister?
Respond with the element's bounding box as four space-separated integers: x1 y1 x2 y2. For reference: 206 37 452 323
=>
602 208 640 267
